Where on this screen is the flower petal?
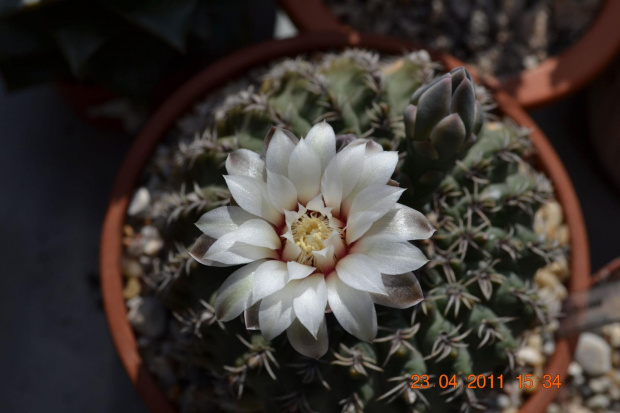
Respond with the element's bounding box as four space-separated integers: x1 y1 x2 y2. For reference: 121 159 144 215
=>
266 128 296 176
224 175 281 225
215 219 281 250
345 211 379 245
293 274 327 338
313 245 335 275
336 144 366 201
286 318 328 359
267 170 298 212
320 156 344 213
305 121 336 171
215 260 265 321
195 206 258 239
363 204 435 241
244 301 261 330
326 272 377 342
252 260 289 304
347 184 405 221
335 254 387 294
259 282 297 340
282 239 302 262
288 138 322 204
353 151 398 193
226 149 265 179
189 234 222 266
351 236 429 274
370 272 424 309
287 261 316 280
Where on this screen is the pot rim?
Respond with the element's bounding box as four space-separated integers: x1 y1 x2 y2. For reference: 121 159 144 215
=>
100 32 590 413
277 0 620 109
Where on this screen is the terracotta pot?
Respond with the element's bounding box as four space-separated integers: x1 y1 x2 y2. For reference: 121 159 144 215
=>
277 0 620 110
100 32 590 413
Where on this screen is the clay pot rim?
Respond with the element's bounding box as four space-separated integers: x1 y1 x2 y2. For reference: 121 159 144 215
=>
277 0 620 109
100 32 590 413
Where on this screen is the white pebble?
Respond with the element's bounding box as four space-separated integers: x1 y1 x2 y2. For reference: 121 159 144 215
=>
128 187 151 216
586 394 610 410
589 376 611 394
516 346 544 366
575 333 612 376
568 361 583 377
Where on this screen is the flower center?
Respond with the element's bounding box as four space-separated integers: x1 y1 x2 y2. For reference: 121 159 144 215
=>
291 211 333 254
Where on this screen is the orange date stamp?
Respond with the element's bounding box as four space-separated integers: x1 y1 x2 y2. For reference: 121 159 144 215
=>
410 374 562 390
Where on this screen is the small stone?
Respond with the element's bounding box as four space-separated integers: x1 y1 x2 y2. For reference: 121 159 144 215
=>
609 384 620 401
143 238 164 256
497 394 511 408
526 333 543 351
568 361 583 377
589 376 611 394
123 277 141 300
586 394 610 410
535 267 560 288
122 258 143 278
575 333 612 376
547 403 561 413
501 408 518 413
602 323 620 348
516 346 545 366
543 340 555 356
127 296 167 338
128 187 151 216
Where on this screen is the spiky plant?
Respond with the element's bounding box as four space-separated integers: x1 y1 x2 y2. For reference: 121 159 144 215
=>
123 50 567 412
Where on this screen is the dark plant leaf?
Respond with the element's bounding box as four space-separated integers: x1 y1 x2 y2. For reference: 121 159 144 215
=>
100 0 197 51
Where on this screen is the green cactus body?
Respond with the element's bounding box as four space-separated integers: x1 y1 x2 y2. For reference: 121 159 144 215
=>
124 50 568 412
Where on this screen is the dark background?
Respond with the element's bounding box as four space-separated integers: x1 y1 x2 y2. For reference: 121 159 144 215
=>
0 21 619 413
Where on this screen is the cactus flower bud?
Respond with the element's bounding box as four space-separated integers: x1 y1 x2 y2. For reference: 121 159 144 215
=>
403 67 485 206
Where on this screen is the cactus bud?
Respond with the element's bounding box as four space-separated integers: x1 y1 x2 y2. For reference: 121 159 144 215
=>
403 67 484 207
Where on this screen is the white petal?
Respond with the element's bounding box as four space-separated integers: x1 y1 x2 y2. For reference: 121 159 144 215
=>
282 239 302 262
370 272 424 309
305 193 327 213
244 301 261 330
326 273 377 342
204 220 280 265
351 236 429 274
336 144 366 200
286 318 328 359
347 184 405 220
252 260 289 304
224 175 282 225
226 149 265 179
215 260 265 321
293 274 327 338
288 139 321 204
354 151 398 192
312 245 336 275
305 121 336 171
287 261 316 280
189 234 227 267
335 254 387 294
321 156 344 212
195 206 258 239
259 282 297 340
225 242 279 262
266 128 296 176
363 204 435 241
209 219 281 250
345 211 377 245
267 170 298 212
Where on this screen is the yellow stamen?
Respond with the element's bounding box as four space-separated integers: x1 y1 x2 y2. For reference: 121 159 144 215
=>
291 211 333 265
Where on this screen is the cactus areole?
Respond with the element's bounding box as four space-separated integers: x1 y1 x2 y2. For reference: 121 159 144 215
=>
100 33 589 413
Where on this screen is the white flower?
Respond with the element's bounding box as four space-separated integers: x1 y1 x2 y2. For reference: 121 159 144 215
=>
190 122 435 358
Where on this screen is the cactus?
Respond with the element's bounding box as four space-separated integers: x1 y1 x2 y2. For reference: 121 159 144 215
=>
123 50 567 412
